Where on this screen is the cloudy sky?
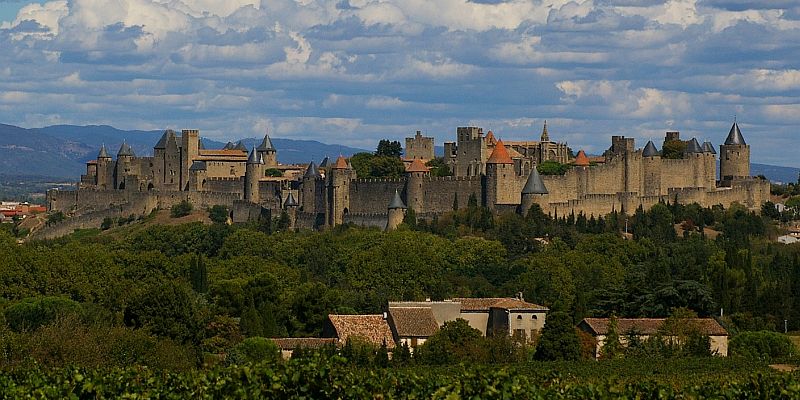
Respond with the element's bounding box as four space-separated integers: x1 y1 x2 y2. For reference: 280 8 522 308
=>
0 0 798 166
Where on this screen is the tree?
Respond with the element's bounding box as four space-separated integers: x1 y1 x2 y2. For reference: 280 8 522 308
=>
47 211 65 225
537 161 570 175
415 318 482 364
208 205 229 224
124 282 202 344
662 140 686 159
190 254 208 294
227 337 281 365
170 200 193 218
264 168 283 177
4 297 84 332
599 315 622 359
426 158 452 177
533 311 581 361
376 139 402 157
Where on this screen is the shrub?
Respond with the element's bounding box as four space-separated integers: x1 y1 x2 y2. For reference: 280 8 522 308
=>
227 337 281 365
170 201 193 218
730 331 795 359
208 205 229 224
533 312 581 361
4 297 84 332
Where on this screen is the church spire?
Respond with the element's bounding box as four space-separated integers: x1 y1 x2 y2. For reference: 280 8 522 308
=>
540 120 550 142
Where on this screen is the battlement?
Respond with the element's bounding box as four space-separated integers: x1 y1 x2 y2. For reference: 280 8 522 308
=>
421 175 481 183
354 177 407 184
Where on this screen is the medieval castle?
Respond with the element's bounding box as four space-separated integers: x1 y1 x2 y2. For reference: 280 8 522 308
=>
42 122 769 237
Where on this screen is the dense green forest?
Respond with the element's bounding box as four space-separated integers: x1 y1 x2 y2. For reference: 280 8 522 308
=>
0 199 798 369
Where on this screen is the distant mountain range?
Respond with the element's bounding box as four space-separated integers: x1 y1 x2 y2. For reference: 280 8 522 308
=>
0 123 796 183
0 124 369 178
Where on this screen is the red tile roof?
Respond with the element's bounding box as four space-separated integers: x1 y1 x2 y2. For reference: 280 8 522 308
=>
486 140 514 164
580 318 728 336
328 315 396 348
332 155 348 170
574 150 590 166
405 158 430 173
485 131 497 145
388 307 439 337
454 297 548 312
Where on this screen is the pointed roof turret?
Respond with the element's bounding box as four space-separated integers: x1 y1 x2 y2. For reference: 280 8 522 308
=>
319 156 330 168
406 158 430 172
686 138 704 153
155 129 177 150
118 141 135 157
574 150 590 166
486 140 514 164
642 140 659 157
485 131 497 145
725 122 746 145
333 155 348 170
284 192 299 208
702 141 716 154
522 167 548 195
304 162 320 179
98 144 110 159
222 142 235 150
541 120 550 142
247 146 262 164
388 189 407 209
189 161 207 171
234 141 248 152
257 134 275 151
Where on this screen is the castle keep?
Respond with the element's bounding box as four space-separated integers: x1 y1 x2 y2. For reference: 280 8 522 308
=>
44 122 769 237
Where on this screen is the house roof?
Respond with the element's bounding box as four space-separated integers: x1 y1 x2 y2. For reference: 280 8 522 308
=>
332 155 348 170
454 297 548 312
405 158 430 173
486 140 514 164
388 307 439 337
642 141 659 157
579 318 728 336
270 338 336 350
574 150 590 166
725 122 746 145
506 146 524 159
327 315 395 348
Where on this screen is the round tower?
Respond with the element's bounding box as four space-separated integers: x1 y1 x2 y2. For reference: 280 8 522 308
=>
115 141 135 190
244 146 263 203
641 140 662 196
485 140 516 209
284 191 299 230
405 158 430 214
385 189 407 231
96 144 112 189
328 155 354 226
256 134 278 168
719 122 750 182
301 162 323 216
702 140 717 188
520 166 548 216
684 138 707 188
573 150 590 198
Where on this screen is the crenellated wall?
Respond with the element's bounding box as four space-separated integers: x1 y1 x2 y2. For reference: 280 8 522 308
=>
417 175 484 212
349 178 407 214
343 212 387 229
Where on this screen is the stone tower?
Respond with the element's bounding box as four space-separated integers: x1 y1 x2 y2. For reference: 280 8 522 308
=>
244 146 264 203
386 189 407 231
115 141 135 190
284 191 299 230
405 131 434 160
702 140 717 188
720 122 750 182
301 162 325 221
520 166 548 216
188 161 207 192
96 144 112 190
328 155 354 226
256 134 278 168
180 129 200 190
574 150 590 198
641 140 662 196
685 138 707 188
485 140 516 209
405 158 430 213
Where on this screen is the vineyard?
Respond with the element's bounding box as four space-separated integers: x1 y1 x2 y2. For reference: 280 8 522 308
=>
1 357 798 399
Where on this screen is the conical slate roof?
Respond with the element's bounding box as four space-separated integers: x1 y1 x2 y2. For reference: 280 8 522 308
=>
223 142 235 150
319 157 330 168
686 138 704 153
304 162 320 179
522 167 548 195
118 141 135 157
97 144 110 159
257 134 275 151
189 161 207 171
388 189 407 209
198 139 205 150
247 146 262 164
486 140 514 164
642 141 659 157
725 122 746 145
284 192 298 207
154 131 169 149
234 141 248 152
702 141 716 154
574 150 590 166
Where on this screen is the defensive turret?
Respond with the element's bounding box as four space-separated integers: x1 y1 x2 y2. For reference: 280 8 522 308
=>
256 134 277 167
520 167 548 216
720 122 750 183
385 189 407 231
244 146 264 203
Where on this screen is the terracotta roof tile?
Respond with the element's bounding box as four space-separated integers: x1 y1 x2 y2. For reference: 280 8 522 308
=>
270 338 337 350
332 155 348 170
454 297 548 312
328 315 396 348
485 131 497 145
388 307 439 337
580 318 728 336
574 150 590 166
486 140 514 164
405 158 430 173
